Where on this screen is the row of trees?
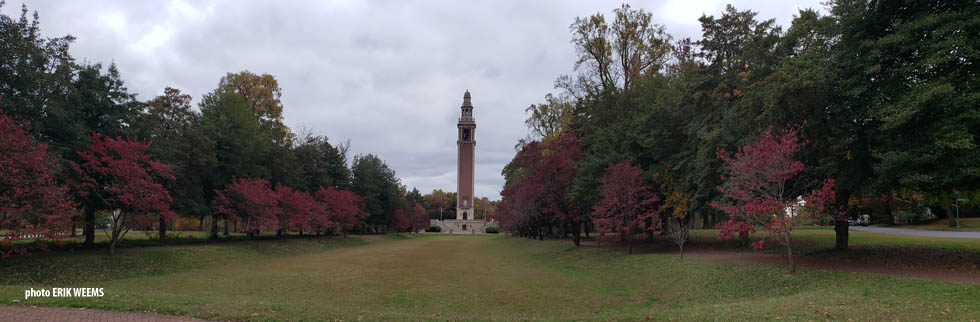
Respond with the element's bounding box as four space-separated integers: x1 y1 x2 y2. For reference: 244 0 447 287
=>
498 0 978 268
0 3 430 255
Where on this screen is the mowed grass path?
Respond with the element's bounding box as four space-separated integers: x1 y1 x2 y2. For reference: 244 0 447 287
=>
2 234 979 321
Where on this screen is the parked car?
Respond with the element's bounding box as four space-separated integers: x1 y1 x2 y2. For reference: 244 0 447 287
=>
848 214 871 226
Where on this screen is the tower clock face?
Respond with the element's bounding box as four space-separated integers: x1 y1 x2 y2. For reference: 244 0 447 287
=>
463 129 470 140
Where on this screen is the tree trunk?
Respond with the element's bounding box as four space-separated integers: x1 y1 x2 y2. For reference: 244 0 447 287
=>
210 215 219 240
786 233 795 274
108 223 121 255
158 215 167 242
572 221 581 246
627 232 633 255
834 217 849 251
223 217 230 236
83 207 95 248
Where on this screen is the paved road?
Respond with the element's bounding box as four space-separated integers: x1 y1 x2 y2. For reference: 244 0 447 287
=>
850 226 980 239
0 305 208 322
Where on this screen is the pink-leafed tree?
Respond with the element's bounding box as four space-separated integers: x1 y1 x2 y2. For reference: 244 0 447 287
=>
212 177 278 239
307 187 335 237
274 184 316 238
0 109 77 258
71 133 176 255
392 209 410 233
315 186 366 237
592 160 660 255
711 127 836 273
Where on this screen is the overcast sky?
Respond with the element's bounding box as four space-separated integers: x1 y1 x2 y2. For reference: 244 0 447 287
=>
5 0 825 200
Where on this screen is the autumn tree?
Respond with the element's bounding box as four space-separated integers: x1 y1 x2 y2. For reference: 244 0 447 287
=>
424 189 451 221
711 127 835 272
497 174 544 239
569 3 672 92
0 109 76 257
474 197 493 220
212 177 278 239
592 160 659 254
315 186 366 237
523 93 574 141
274 184 316 238
408 201 428 233
218 71 291 143
71 134 175 255
499 133 583 244
392 209 410 233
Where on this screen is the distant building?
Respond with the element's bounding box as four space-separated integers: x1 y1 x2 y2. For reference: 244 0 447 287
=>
431 91 493 233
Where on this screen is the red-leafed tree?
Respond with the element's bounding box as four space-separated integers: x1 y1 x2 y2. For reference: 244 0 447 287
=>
307 188 335 237
534 133 584 244
497 176 543 238
498 133 583 244
592 160 660 254
315 186 366 237
392 209 410 233
408 201 428 233
0 109 77 258
71 133 175 255
274 184 316 238
212 177 278 239
711 127 836 272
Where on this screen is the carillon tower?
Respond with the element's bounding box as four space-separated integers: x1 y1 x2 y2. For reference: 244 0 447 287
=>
456 90 476 220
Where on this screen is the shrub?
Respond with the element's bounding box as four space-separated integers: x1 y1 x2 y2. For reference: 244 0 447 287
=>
176 217 201 231
485 226 499 234
425 226 442 232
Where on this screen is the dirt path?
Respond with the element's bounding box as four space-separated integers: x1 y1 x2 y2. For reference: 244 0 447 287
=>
851 226 980 239
0 305 209 322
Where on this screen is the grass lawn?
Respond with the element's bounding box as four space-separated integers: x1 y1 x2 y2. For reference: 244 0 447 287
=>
2 233 979 321
690 226 980 251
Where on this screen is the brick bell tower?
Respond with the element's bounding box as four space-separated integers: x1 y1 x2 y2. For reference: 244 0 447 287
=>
456 90 476 221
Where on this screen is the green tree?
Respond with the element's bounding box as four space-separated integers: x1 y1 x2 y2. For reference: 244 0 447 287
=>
135 87 216 240
350 154 401 232
0 2 76 154
291 134 350 191
200 87 272 237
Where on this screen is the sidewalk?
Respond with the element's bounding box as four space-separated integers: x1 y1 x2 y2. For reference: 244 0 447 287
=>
0 305 207 322
850 226 980 239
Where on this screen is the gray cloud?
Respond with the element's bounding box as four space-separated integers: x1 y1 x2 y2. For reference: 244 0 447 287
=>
6 0 824 200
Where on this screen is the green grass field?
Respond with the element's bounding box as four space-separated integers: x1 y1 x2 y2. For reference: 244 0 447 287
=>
2 233 978 321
